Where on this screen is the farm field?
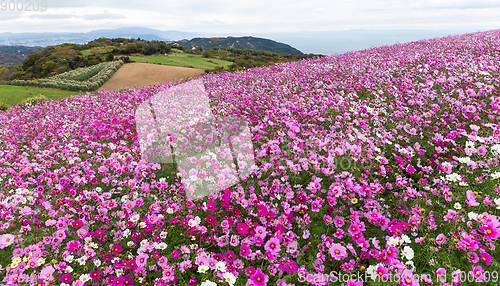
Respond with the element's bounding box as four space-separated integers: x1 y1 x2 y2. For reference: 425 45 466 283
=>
98 62 205 91
0 85 77 107
1 30 500 286
129 53 233 70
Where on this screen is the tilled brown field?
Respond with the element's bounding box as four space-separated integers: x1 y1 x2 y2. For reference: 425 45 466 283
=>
98 63 205 91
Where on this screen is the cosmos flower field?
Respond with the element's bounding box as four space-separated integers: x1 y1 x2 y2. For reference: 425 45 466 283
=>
1 30 500 286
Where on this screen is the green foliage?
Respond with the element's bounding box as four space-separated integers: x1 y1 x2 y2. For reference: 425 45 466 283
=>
8 60 123 91
0 101 8 110
0 67 8 77
0 46 44 66
204 66 225 74
17 94 48 109
202 50 213 58
117 56 130 63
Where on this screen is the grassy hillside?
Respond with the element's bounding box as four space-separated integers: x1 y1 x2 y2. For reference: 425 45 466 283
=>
129 53 233 69
0 85 77 107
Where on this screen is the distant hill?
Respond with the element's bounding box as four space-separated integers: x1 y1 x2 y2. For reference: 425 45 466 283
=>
173 36 302 54
0 46 43 67
0 27 197 47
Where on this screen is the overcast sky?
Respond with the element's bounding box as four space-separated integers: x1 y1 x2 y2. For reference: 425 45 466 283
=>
1 0 500 34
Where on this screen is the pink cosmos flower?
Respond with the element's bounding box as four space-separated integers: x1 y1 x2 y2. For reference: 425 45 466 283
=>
334 216 345 227
406 164 416 174
466 190 480 206
59 273 72 284
436 268 446 283
480 252 492 265
67 240 81 254
0 234 15 249
311 201 321 212
323 214 333 224
237 222 250 236
333 228 345 239
137 254 148 267
480 222 500 239
206 200 218 212
264 237 281 255
158 256 169 268
470 265 485 282
72 280 86 286
343 280 363 286
435 233 446 245
230 235 240 247
40 265 55 280
376 265 389 279
239 244 252 257
329 243 347 260
89 270 101 281
467 252 479 263
400 269 419 286
111 244 123 255
246 266 256 276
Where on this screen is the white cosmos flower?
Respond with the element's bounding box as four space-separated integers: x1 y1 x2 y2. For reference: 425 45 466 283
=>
402 246 415 260
200 281 217 286
468 212 478 221
490 172 500 180
386 237 397 247
457 157 471 163
401 234 411 244
445 173 461 182
156 242 167 250
495 198 500 210
222 272 237 285
198 264 208 273
454 202 462 210
366 264 379 281
215 261 227 272
79 274 91 282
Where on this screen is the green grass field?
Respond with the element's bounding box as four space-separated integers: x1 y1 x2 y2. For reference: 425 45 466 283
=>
81 47 115 56
80 50 93 56
129 53 233 70
0 85 78 107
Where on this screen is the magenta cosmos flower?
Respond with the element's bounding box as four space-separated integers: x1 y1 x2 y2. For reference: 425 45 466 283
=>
250 267 269 286
111 244 123 255
236 222 250 236
480 223 500 239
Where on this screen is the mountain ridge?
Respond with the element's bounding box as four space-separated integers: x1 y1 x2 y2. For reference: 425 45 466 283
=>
173 36 302 54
